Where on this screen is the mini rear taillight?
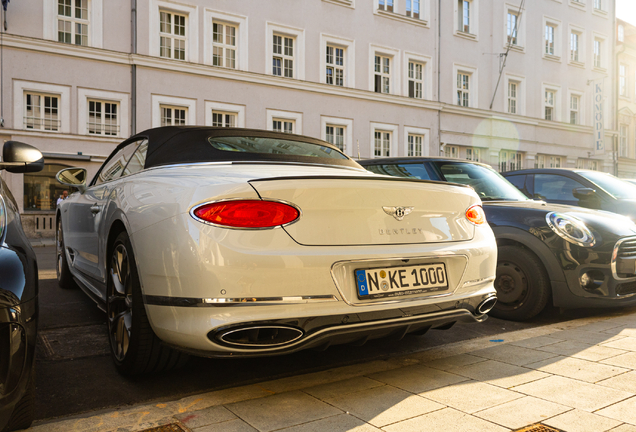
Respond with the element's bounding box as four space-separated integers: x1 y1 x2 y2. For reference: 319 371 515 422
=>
465 205 486 225
192 200 300 229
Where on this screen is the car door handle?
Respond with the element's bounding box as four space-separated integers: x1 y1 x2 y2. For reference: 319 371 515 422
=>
90 205 101 214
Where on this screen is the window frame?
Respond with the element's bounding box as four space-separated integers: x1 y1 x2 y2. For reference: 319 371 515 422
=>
44 0 103 48
542 16 562 61
620 123 628 158
320 34 355 87
266 22 305 80
320 116 353 155
403 53 431 100
77 88 129 137
542 84 560 122
205 101 245 128
453 64 478 108
568 25 585 66
504 74 526 116
211 20 238 68
159 9 187 61
369 44 400 95
568 90 584 126
403 126 430 157
149 0 199 63
14 80 71 133
503 3 525 50
57 0 90 46
151 95 196 128
370 122 398 158
499 150 524 172
620 64 629 98
24 92 61 132
267 109 303 135
204 9 248 71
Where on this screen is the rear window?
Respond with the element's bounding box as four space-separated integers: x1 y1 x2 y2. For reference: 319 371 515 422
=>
208 136 348 160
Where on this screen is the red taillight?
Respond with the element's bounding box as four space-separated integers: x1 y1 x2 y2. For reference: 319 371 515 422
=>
465 205 486 225
192 200 300 229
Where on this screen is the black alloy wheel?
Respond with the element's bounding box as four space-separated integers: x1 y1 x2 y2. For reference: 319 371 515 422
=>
490 245 550 321
56 218 77 289
106 231 187 375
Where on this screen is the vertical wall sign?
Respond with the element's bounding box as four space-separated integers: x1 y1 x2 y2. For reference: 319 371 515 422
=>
594 81 605 155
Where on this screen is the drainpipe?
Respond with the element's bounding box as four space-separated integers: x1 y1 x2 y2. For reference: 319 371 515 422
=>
437 0 442 155
131 0 137 136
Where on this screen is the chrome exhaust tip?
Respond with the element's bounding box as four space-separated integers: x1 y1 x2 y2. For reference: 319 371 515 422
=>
477 296 498 315
217 325 304 348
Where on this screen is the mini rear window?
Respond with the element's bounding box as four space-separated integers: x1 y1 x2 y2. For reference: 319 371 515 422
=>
208 136 348 160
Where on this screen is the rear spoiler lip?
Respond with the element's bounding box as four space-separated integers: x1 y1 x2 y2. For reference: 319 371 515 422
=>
248 175 472 190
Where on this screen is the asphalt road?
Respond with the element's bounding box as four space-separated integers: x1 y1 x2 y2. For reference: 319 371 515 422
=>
33 246 622 422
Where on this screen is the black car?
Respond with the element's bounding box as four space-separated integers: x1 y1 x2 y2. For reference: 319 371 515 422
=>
0 141 43 432
360 157 636 321
502 168 636 220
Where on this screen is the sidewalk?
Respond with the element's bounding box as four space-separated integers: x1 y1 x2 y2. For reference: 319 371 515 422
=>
28 310 636 432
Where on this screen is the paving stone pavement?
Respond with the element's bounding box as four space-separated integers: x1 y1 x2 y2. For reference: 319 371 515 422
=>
26 309 636 432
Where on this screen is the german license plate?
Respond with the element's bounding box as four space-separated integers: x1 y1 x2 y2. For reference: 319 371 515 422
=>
355 263 448 299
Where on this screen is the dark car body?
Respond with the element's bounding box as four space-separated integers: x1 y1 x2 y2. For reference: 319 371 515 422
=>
502 168 636 220
360 157 636 320
0 142 42 432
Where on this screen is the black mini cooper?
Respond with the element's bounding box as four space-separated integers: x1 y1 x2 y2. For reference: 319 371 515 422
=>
0 141 43 432
360 157 636 321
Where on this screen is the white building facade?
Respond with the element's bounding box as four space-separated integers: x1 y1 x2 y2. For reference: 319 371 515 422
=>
0 0 618 236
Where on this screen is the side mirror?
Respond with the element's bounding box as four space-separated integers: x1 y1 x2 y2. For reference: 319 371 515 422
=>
0 141 44 173
573 187 597 199
56 167 88 193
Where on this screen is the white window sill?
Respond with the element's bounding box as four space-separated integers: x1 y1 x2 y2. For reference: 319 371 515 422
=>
454 31 477 41
592 66 607 73
543 53 561 62
592 8 608 17
568 59 585 68
322 0 354 9
569 0 586 10
375 9 428 27
620 95 631 102
505 44 526 53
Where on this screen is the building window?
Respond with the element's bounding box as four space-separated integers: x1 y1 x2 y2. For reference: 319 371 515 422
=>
326 125 345 151
406 0 420 18
620 124 628 157
273 119 294 133
458 0 471 33
499 151 522 172
212 22 236 68
374 131 391 157
593 39 602 68
545 24 556 56
594 0 602 9
619 25 625 42
620 64 628 97
544 90 555 120
160 10 186 60
374 55 391 94
407 134 423 156
379 0 394 12
536 155 562 168
507 11 519 45
408 61 424 99
466 148 480 161
445 145 459 158
273 34 294 78
508 81 518 114
87 100 119 136
456 72 470 107
24 93 60 131
212 111 236 127
326 45 345 86
570 31 581 62
58 0 88 46
161 105 187 126
569 95 580 125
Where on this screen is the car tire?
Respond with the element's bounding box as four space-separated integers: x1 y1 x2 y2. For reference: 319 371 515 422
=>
56 218 77 289
489 245 550 321
3 369 35 432
107 231 188 376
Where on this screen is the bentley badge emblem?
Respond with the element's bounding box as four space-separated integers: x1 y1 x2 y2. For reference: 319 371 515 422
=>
383 206 414 221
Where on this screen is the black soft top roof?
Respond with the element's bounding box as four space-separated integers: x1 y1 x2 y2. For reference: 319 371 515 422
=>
123 126 361 169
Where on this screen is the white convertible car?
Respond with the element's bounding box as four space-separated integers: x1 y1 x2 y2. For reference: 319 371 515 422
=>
56 127 497 375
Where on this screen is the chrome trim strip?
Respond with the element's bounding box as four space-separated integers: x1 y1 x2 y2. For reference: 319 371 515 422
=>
462 276 496 288
330 254 469 307
219 325 304 347
611 236 636 282
144 161 367 173
188 197 303 231
143 294 339 307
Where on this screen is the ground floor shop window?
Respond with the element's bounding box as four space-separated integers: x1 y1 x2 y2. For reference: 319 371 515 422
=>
23 163 70 211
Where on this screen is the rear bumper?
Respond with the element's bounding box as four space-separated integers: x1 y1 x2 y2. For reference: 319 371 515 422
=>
147 285 496 357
